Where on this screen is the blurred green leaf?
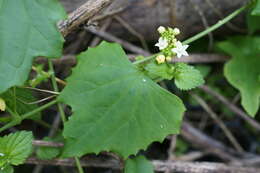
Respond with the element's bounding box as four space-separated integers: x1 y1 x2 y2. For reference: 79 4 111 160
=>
218 36 260 117
124 156 154 173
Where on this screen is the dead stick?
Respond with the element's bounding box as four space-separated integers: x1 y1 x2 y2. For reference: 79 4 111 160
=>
199 85 260 131
58 0 114 37
25 157 260 173
190 93 244 152
181 122 240 162
32 140 64 147
84 27 151 56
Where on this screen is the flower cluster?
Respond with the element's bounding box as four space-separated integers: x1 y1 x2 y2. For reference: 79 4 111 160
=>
155 26 189 64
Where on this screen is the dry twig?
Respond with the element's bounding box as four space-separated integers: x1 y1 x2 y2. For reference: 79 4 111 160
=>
190 93 244 152
58 0 114 37
26 157 260 173
199 85 260 131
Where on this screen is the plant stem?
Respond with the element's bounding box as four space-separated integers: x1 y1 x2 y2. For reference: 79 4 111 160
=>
133 53 158 65
182 4 249 45
0 117 11 123
75 157 84 173
0 120 20 134
48 59 84 173
134 3 249 65
0 99 58 133
21 99 58 119
48 59 66 124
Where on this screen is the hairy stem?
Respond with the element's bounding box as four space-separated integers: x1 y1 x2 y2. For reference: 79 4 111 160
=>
182 4 249 44
0 99 58 133
48 59 84 172
48 59 66 124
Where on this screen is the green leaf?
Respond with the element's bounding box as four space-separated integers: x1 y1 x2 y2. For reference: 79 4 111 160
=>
174 63 204 90
195 65 211 78
144 61 174 80
0 0 67 93
247 14 260 34
0 88 41 120
0 131 33 169
59 41 185 158
251 0 260 16
247 7 260 34
0 165 14 173
218 36 260 117
124 156 154 173
36 136 62 160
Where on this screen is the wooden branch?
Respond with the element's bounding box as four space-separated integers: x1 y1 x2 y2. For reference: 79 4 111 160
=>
32 140 64 147
26 157 260 173
58 0 114 37
199 85 260 131
85 27 151 56
153 161 260 173
181 122 239 162
172 54 229 63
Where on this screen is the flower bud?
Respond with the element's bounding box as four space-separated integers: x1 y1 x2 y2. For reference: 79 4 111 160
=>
157 26 166 34
173 28 180 35
156 55 166 64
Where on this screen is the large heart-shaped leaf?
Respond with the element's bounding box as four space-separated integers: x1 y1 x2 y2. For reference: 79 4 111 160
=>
59 42 185 158
0 0 66 93
218 36 260 117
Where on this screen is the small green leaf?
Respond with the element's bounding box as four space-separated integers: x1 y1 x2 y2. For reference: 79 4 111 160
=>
251 0 260 16
247 8 260 34
124 156 154 173
0 0 67 93
174 63 204 90
144 61 174 80
195 65 211 78
0 88 41 120
0 131 33 169
36 137 61 160
218 36 260 117
59 41 185 158
0 165 14 173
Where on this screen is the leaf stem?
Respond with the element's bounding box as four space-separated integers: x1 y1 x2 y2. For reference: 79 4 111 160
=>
133 53 158 65
75 157 84 173
182 4 249 45
48 59 66 124
0 99 58 133
21 99 58 119
134 3 249 65
48 59 84 173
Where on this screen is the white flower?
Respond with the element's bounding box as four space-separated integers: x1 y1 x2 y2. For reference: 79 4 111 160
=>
157 26 166 33
0 153 4 157
171 41 189 58
156 55 166 64
155 37 168 50
173 28 180 35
